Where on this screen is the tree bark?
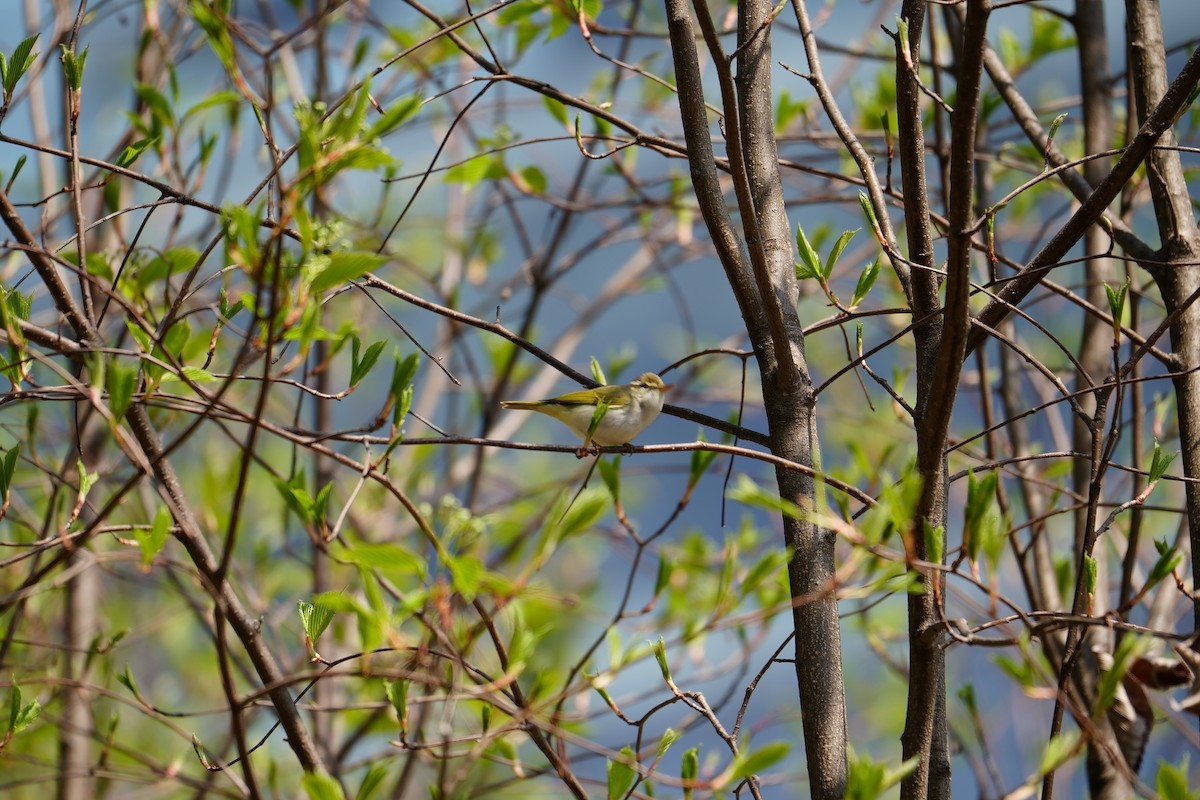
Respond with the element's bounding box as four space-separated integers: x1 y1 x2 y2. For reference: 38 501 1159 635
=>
663 0 847 794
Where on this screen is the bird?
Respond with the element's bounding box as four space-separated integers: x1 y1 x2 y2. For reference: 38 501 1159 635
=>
501 371 672 455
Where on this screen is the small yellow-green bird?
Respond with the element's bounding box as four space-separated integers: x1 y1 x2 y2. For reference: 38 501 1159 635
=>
501 372 672 453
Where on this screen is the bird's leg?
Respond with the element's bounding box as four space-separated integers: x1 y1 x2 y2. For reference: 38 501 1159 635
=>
620 442 635 455
571 434 590 460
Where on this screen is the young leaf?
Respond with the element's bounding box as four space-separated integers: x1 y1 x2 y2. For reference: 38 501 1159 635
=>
366 94 422 139
656 728 679 759
1104 278 1130 337
606 746 637 800
309 252 387 294
652 636 671 683
301 771 345 800
726 742 790 784
386 679 409 734
597 455 621 503
1083 553 1098 598
923 520 944 565
1148 440 1177 483
134 506 172 569
389 351 419 427
681 745 700 800
859 191 882 242
688 433 717 488
60 44 89 92
1155 756 1197 800
586 400 609 442
590 356 607 386
115 137 159 169
355 763 389 800
795 224 821 280
3 35 39 98
1146 538 1183 587
105 361 136 422
349 336 387 388
823 228 859 279
1037 731 1081 776
298 592 340 645
850 258 882 308
6 682 41 738
0 446 19 504
1044 112 1068 166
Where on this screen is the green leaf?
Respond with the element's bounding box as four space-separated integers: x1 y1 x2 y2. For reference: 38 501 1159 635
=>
859 191 880 237
125 319 152 353
274 471 316 521
7 682 41 736
590 356 607 385
1094 635 1147 716
923 519 944 564
1148 439 1177 483
350 337 387 388
298 592 341 644
389 351 419 429
681 745 699 799
850 257 881 308
794 224 821 280
354 763 390 800
1147 538 1183 587
726 742 789 784
135 506 172 568
3 35 39 97
607 746 638 800
544 95 569 127
958 683 977 715
115 664 139 698
586 400 609 441
308 252 387 294
824 228 859 279
60 44 89 92
1155 755 1199 800
115 137 159 169
1037 730 1080 776
446 553 485 600
366 94 422 139
558 488 608 537
443 153 506 188
133 248 199 292
0 446 19 502
728 474 802 520
1104 278 1130 332
182 90 241 120
1044 112 1068 164
386 679 409 733
652 636 671 683
77 459 98 497
656 728 679 759
334 541 427 580
519 165 547 194
688 433 717 487
4 154 27 193
846 747 919 800
597 455 621 503
163 365 216 384
1083 553 1097 597
135 83 174 129
302 771 346 800
964 470 999 562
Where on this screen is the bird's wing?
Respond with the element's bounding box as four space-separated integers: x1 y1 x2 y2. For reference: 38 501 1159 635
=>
545 385 628 407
